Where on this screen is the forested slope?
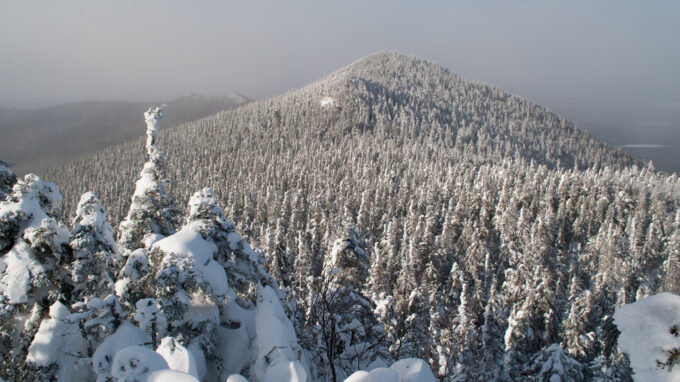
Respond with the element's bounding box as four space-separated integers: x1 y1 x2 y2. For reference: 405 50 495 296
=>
40 52 680 380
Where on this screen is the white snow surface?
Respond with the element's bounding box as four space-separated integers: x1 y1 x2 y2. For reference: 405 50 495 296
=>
92 321 151 377
614 292 680 381
156 337 199 378
148 369 200 382
345 367 399 382
215 325 251 378
26 301 89 380
111 346 168 381
320 96 335 107
226 374 249 382
344 358 436 382
154 227 229 297
252 285 308 382
390 358 437 382
263 360 308 382
188 340 207 380
132 161 161 198
0 241 44 303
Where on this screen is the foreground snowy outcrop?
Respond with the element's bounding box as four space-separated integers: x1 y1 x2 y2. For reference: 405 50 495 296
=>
614 293 680 381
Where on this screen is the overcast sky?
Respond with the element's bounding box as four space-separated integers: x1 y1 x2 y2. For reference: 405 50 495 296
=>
1 1 679 141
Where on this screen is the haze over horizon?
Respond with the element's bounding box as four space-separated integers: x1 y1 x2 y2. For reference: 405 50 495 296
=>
2 1 679 168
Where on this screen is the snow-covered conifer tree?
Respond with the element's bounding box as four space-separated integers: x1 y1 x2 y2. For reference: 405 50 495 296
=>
118 107 179 253
0 174 71 379
0 161 16 201
522 343 584 381
26 301 89 381
69 192 121 302
302 228 388 381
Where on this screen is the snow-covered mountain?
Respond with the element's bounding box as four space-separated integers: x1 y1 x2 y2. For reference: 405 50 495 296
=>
5 51 680 380
0 93 249 175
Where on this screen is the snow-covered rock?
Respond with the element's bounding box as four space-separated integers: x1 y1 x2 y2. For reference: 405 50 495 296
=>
614 292 680 381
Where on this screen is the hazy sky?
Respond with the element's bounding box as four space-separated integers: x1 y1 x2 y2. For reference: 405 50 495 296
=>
1 1 679 141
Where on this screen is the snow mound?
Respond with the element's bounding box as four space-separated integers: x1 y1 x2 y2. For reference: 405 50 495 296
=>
614 292 680 381
148 369 200 382
110 346 168 381
156 337 199 378
264 360 308 382
252 285 308 381
390 358 436 382
343 358 435 382
226 374 249 382
92 321 151 377
345 367 399 382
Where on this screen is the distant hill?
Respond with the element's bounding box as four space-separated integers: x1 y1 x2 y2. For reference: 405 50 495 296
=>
41 52 680 380
0 93 249 175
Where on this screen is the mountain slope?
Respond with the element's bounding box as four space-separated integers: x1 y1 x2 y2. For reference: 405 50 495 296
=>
41 52 679 380
0 93 248 175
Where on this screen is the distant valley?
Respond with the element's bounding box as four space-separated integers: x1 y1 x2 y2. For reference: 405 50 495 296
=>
0 93 249 175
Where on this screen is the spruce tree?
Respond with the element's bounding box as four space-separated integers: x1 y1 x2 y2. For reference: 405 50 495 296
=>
118 107 179 253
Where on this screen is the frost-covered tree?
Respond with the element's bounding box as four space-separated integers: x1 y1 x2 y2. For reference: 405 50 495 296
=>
302 228 388 381
521 343 584 381
26 301 89 381
0 161 16 201
0 173 71 380
69 192 121 301
118 107 179 253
